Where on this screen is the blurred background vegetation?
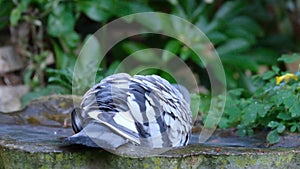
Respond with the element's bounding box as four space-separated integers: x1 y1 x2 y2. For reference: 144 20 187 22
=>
1 0 300 143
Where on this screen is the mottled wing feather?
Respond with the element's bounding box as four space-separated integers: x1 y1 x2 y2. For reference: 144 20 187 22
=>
80 73 192 148
132 75 192 147
81 73 141 144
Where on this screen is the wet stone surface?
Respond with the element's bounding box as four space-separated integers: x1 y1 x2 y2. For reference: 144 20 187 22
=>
0 124 72 153
0 95 300 169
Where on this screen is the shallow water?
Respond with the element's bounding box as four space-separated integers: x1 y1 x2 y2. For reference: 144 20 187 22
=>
0 124 72 152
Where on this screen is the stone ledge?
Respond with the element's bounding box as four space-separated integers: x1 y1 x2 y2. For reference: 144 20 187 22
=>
0 95 299 169
1 144 300 169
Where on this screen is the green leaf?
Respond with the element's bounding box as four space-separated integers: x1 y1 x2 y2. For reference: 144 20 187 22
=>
52 41 75 69
237 125 253 137
277 113 292 120
168 0 178 5
270 90 288 106
267 121 279 128
73 35 102 94
290 125 297 132
203 107 222 129
200 19 222 34
267 130 280 144
224 28 256 44
278 53 300 63
217 38 251 56
9 0 31 26
47 3 76 37
214 1 244 19
48 76 72 90
228 16 263 36
256 103 268 117
171 4 188 21
104 61 120 77
241 102 267 120
10 6 23 26
228 88 244 97
77 0 113 22
24 69 34 87
115 1 152 17
271 66 280 74
198 94 211 113
224 97 241 124
261 71 276 80
221 54 258 71
207 31 228 45
283 94 296 109
242 103 258 125
162 40 181 62
132 10 161 32
276 123 286 133
122 42 157 63
46 68 73 90
180 46 191 61
218 117 229 129
0 0 14 29
290 103 300 117
61 31 80 48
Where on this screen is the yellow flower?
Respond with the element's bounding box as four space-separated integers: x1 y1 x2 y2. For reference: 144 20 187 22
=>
276 73 298 85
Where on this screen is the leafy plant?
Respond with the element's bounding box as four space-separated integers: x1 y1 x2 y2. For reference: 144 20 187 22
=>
8 0 152 103
170 0 284 91
201 53 300 144
7 0 300 135
237 54 300 144
0 0 14 30
113 0 284 93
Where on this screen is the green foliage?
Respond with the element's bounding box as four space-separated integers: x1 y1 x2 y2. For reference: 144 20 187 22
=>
8 0 152 102
201 53 300 144
6 1 300 143
187 0 278 90
0 0 14 30
7 1 294 90
115 0 282 91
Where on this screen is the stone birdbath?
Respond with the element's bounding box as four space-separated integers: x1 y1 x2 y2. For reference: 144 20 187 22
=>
0 95 299 169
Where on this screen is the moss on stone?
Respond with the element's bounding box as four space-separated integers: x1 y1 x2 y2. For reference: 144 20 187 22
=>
1 145 300 168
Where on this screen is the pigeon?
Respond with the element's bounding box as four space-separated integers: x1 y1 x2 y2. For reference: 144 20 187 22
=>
65 73 192 157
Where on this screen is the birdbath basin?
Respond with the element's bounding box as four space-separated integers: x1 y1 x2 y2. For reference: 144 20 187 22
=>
0 95 299 169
